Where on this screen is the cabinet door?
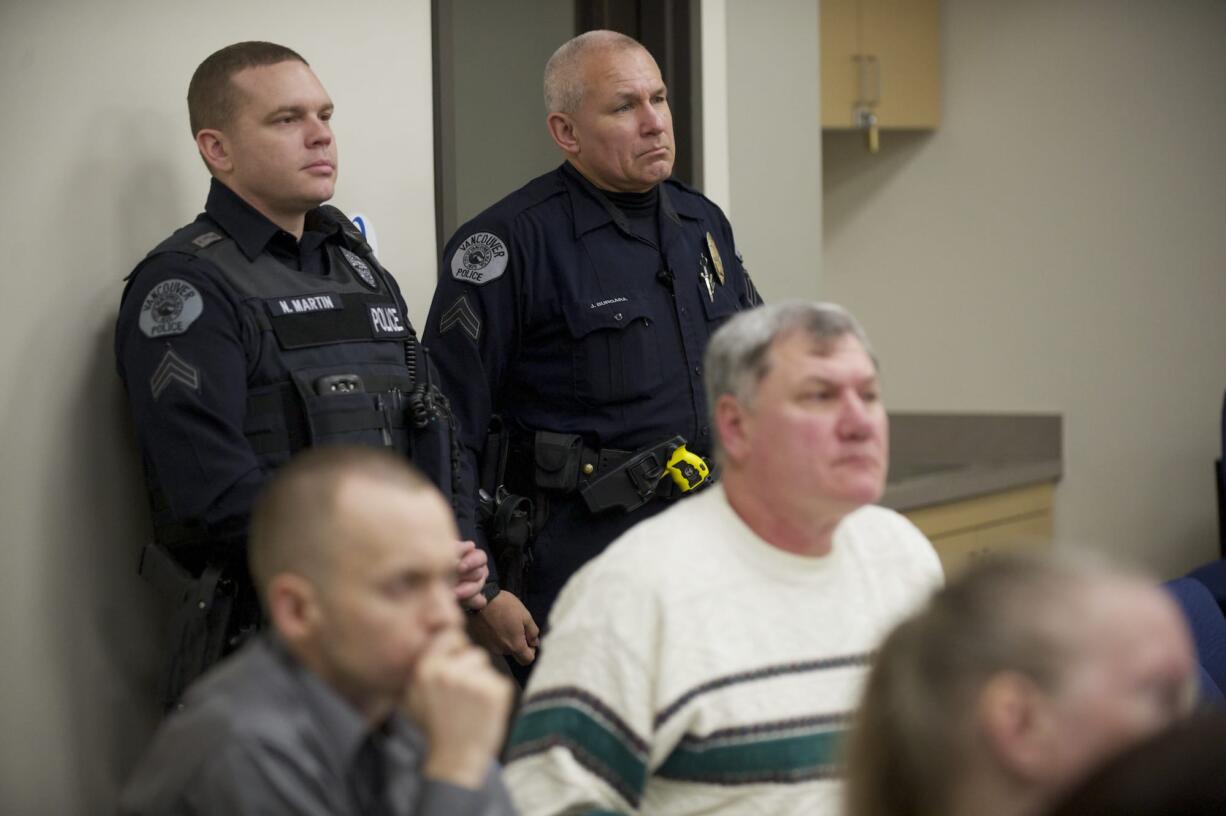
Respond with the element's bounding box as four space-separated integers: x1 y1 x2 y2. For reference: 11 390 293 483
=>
927 513 1054 578
904 483 1055 578
820 0 861 128
861 0 941 127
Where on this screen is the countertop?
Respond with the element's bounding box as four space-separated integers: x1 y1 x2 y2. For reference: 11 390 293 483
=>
881 412 1063 512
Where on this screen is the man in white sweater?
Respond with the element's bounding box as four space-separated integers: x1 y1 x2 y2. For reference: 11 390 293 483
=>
503 301 944 815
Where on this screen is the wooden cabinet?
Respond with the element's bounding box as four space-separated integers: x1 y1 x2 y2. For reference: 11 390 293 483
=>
904 483 1054 577
820 0 941 129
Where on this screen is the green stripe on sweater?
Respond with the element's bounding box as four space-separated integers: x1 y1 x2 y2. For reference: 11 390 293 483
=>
508 704 647 802
657 729 844 784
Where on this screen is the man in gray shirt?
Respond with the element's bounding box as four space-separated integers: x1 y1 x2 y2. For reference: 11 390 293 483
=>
121 446 516 815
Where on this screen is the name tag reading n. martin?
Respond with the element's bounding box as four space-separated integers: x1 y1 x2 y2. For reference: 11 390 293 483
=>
265 294 344 316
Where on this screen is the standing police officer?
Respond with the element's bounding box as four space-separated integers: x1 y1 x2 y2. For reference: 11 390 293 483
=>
116 42 486 706
424 30 762 672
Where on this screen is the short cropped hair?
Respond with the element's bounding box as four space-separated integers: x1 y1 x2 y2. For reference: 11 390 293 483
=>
248 446 429 606
543 29 645 114
703 301 875 412
844 555 1149 816
187 41 307 135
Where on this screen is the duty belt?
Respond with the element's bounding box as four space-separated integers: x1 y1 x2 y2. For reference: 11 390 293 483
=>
513 431 713 515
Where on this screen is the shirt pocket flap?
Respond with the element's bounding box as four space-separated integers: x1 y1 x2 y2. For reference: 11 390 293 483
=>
562 299 651 338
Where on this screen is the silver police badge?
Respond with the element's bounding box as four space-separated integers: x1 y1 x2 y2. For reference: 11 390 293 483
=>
139 279 203 338
450 232 508 286
340 247 378 289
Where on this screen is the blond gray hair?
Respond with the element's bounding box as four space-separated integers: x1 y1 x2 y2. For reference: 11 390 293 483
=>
703 301 875 413
543 29 645 114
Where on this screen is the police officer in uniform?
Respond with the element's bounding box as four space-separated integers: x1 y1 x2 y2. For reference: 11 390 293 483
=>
424 30 762 673
116 42 487 707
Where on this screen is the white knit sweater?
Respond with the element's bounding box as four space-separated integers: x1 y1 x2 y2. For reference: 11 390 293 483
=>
505 484 943 816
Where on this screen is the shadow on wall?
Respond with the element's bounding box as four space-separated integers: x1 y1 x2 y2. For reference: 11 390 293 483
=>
822 129 934 245
63 319 166 800
44 132 193 808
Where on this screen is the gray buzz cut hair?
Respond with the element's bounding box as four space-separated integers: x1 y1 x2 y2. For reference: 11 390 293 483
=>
703 301 877 412
544 29 646 114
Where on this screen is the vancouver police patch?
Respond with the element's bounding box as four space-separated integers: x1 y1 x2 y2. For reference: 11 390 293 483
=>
139 279 203 338
340 247 378 289
450 232 508 286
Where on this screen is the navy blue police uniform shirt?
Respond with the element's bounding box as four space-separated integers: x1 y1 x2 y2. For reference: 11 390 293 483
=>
423 162 762 598
115 179 417 544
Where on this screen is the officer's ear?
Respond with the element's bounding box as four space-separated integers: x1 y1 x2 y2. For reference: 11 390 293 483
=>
547 112 581 156
195 128 234 175
714 393 751 464
265 572 323 645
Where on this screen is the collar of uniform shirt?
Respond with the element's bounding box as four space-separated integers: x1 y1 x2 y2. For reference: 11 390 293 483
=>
204 178 337 271
204 177 290 261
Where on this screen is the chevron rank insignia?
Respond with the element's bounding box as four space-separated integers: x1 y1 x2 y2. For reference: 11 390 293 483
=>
150 346 200 400
439 295 481 342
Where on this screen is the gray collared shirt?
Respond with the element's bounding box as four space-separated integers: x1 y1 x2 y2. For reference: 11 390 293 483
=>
120 635 516 816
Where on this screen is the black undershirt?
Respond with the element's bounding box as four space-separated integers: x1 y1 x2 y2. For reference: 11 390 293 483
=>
604 187 660 248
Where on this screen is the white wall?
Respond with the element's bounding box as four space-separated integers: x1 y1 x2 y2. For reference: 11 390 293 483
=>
724 0 823 301
0 1 435 811
823 0 1226 577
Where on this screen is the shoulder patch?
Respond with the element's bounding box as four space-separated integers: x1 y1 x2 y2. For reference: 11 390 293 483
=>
439 295 481 342
450 232 508 286
340 247 379 289
139 279 203 338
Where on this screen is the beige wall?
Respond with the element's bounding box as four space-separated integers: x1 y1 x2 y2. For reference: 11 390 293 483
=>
823 0 1226 577
724 0 823 300
0 2 435 811
699 0 731 210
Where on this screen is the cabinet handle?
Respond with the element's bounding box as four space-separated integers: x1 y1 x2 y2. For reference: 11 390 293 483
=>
853 54 881 154
857 109 880 154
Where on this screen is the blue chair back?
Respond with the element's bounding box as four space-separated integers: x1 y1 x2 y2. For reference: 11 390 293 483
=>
1219 389 1225 557
1164 577 1226 702
1188 560 1226 613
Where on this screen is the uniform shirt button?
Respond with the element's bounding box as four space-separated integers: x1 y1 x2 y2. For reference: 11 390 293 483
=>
693 365 702 376
582 463 595 475
613 312 623 321
700 425 710 437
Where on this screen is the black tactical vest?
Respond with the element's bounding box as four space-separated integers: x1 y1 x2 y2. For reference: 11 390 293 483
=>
127 207 456 550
